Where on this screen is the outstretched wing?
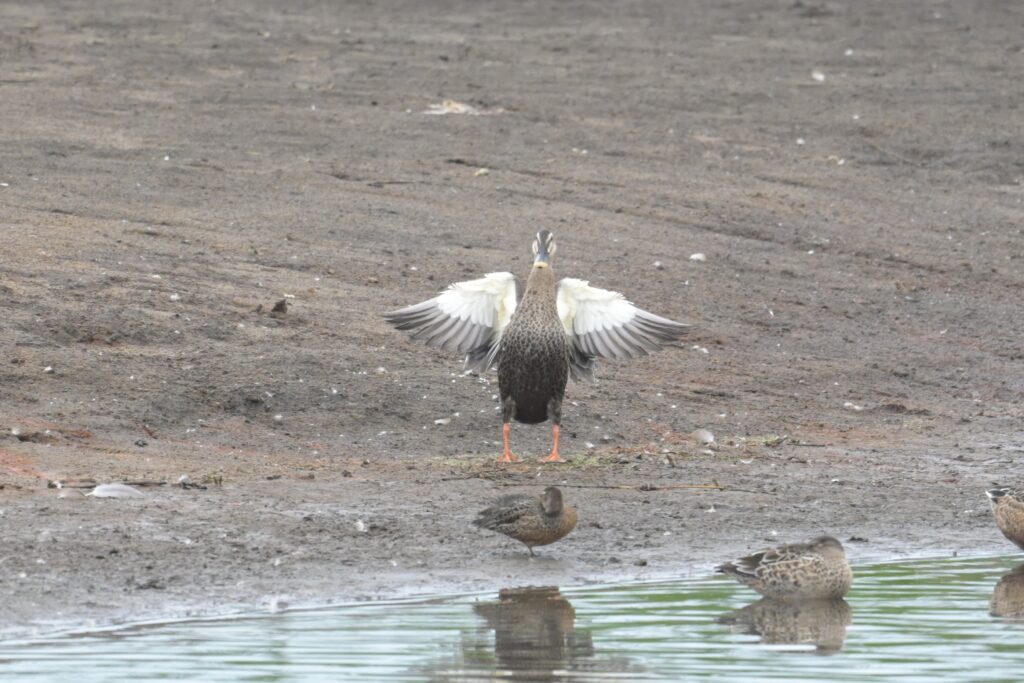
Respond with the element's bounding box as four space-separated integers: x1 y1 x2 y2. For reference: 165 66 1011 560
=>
384 272 517 372
556 277 688 380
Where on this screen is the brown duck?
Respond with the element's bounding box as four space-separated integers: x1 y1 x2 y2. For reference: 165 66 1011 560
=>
473 486 577 556
385 230 687 462
987 488 1024 550
716 536 853 600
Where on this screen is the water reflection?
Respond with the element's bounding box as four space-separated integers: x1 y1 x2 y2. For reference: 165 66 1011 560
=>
8 556 1024 682
990 563 1024 618
720 598 853 652
473 586 593 676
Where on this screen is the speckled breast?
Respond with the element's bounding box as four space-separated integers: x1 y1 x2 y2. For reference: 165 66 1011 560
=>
498 317 569 424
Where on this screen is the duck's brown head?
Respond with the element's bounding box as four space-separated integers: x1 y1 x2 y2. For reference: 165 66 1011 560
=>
532 230 557 269
811 536 846 556
541 486 564 515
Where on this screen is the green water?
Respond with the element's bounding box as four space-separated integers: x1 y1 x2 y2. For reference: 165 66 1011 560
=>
3 555 1024 682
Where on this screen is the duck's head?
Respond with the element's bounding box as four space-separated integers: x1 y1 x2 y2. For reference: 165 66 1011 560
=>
541 486 564 515
811 536 846 556
988 488 1011 507
532 230 557 268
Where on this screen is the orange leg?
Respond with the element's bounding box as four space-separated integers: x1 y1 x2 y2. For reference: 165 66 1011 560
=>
498 423 519 463
540 424 563 463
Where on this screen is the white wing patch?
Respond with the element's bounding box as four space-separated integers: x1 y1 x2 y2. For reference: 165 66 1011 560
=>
385 272 517 372
436 272 517 333
556 277 688 378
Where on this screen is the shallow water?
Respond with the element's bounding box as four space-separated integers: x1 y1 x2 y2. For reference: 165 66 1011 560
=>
3 555 1024 682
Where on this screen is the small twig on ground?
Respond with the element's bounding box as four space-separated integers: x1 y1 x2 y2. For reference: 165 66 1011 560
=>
495 482 758 493
863 140 927 167
440 469 516 482
47 479 168 489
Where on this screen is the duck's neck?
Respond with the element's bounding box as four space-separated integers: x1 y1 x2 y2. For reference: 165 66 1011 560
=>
522 264 557 305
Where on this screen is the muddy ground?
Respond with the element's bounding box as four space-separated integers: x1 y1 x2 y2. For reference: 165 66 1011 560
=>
1 0 1023 638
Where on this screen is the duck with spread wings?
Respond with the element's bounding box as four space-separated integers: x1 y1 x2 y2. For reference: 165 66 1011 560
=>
385 230 687 463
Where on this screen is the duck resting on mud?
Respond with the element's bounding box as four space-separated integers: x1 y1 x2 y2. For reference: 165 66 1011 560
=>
385 230 688 462
987 488 1024 550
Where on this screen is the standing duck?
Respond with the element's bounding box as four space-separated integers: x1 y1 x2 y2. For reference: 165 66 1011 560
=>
384 230 687 462
987 488 1024 550
716 536 853 600
473 486 577 556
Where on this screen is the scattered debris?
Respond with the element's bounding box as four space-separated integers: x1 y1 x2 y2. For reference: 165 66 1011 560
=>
134 439 148 447
11 427 57 444
811 69 826 82
689 253 706 262
473 167 490 177
201 473 224 487
843 401 864 411
178 475 208 490
87 483 146 499
421 99 503 116
434 417 451 426
692 428 715 445
42 366 55 374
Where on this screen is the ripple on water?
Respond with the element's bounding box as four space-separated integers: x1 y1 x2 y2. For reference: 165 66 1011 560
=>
2 555 1024 682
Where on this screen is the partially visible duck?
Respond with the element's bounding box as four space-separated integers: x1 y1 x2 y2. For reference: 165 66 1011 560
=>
473 486 577 556
385 230 687 462
987 488 1024 550
717 536 853 600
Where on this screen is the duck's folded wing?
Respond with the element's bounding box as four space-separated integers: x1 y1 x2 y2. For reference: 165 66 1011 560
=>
473 495 533 531
556 277 688 380
384 272 517 372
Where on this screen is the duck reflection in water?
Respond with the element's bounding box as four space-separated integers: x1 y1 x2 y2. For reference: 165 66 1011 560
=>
720 598 853 653
990 563 1024 618
473 586 594 679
